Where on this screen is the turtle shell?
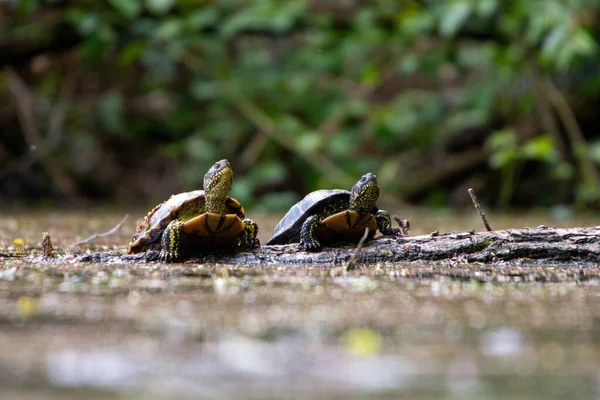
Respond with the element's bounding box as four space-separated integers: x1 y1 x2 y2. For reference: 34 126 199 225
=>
128 190 245 253
265 189 350 245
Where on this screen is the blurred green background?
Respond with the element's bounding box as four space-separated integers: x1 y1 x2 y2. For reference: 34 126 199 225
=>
1 0 600 212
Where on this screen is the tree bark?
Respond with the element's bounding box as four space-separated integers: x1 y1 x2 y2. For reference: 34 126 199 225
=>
72 226 600 266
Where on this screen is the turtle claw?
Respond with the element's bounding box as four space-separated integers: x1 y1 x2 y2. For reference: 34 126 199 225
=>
158 250 180 263
298 240 322 252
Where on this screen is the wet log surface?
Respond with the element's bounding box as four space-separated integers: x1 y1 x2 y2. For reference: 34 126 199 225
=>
65 225 600 266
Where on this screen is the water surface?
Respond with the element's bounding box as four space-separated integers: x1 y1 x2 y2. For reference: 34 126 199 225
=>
0 209 599 399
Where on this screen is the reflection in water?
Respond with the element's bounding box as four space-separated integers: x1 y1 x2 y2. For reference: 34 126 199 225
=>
45 335 416 398
47 349 144 388
480 328 523 356
0 270 597 400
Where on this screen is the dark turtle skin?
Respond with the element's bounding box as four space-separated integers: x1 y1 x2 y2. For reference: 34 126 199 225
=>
266 173 399 251
127 159 259 262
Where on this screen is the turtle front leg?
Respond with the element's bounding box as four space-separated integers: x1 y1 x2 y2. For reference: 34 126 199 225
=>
374 210 400 236
159 220 184 262
298 215 322 251
240 218 260 250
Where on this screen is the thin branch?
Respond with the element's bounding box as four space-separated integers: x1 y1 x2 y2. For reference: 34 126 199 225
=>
42 232 54 257
317 69 395 141
5 67 76 196
230 95 357 189
402 149 488 199
534 78 567 161
393 215 410 236
70 215 129 247
468 188 492 231
317 78 372 139
541 77 600 188
230 95 401 205
240 132 269 167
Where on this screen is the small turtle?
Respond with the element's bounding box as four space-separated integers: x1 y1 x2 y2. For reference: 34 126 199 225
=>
128 159 259 262
266 173 399 250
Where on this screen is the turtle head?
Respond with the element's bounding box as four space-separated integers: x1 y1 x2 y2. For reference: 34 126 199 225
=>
203 159 233 196
349 173 379 214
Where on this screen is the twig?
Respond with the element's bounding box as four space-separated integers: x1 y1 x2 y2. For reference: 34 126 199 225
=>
240 132 268 167
317 78 374 140
230 96 357 189
401 149 488 199
345 227 370 271
468 188 492 231
5 67 76 196
541 77 600 189
42 232 54 257
70 214 129 247
392 216 410 236
534 78 567 161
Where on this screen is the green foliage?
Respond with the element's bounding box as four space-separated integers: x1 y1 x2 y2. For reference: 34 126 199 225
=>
2 0 600 209
487 131 564 207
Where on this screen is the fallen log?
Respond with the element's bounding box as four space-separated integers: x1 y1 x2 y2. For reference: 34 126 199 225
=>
69 225 600 266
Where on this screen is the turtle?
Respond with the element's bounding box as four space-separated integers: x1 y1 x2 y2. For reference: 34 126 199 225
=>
127 159 259 262
265 173 400 251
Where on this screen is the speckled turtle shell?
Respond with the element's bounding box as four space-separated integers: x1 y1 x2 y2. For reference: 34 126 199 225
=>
128 189 245 253
266 189 353 245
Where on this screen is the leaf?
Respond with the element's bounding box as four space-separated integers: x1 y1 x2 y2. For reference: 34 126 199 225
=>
186 9 219 29
360 63 380 86
70 12 102 35
330 132 354 157
486 129 517 151
551 162 574 180
296 131 323 153
252 161 286 182
82 35 109 62
588 140 600 164
487 129 518 169
220 1 305 38
521 135 558 162
439 2 471 38
489 150 516 169
542 25 569 55
119 41 146 66
190 81 220 100
155 19 182 40
107 0 141 18
571 29 597 56
476 0 497 17
146 0 174 15
577 184 600 204
399 54 419 74
397 6 435 38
